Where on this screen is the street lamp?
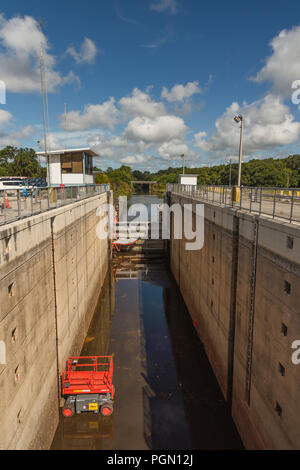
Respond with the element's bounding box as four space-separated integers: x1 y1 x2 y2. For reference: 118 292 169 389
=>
234 114 244 187
180 154 185 174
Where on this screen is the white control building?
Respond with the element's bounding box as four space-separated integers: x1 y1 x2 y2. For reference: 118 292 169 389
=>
36 148 98 186
178 174 198 186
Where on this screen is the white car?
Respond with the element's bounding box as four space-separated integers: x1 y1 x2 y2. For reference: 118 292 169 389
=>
0 178 28 193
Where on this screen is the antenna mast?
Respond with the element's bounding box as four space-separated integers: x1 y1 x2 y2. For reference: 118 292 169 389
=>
64 103 68 148
39 21 50 185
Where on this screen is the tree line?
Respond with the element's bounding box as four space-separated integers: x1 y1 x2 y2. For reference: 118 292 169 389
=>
148 155 300 188
0 146 299 191
96 154 300 193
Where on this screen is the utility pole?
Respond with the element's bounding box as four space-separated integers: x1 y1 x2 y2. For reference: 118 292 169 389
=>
180 154 185 174
229 157 232 187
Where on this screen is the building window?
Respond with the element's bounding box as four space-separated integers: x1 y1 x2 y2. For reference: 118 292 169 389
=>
61 153 83 174
61 154 72 173
72 153 83 173
85 154 93 175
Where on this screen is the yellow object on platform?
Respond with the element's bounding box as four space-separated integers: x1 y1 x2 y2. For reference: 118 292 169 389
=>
49 187 55 203
232 186 240 203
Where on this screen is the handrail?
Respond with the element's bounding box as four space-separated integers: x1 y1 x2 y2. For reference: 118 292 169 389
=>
0 184 110 227
166 184 300 224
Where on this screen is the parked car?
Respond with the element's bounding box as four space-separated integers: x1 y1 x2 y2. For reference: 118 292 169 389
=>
24 177 47 188
0 178 26 192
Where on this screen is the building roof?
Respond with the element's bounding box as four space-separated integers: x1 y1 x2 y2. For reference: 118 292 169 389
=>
179 174 198 177
36 147 98 157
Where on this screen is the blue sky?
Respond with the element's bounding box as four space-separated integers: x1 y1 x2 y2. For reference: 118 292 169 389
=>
1 0 300 170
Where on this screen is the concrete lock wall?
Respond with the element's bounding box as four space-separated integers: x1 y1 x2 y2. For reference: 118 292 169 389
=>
0 192 110 450
167 191 300 450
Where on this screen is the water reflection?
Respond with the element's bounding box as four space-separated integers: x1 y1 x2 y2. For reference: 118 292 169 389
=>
51 272 115 450
108 262 192 450
52 251 243 450
53 414 113 450
163 282 243 449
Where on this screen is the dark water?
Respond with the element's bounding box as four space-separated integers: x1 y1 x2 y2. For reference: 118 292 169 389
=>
51 195 243 450
51 260 243 450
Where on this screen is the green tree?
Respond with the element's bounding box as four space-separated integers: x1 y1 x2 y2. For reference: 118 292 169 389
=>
0 146 45 177
95 173 109 184
14 148 44 176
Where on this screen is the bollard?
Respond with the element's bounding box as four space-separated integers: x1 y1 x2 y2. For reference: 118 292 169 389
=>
49 187 55 204
232 186 240 203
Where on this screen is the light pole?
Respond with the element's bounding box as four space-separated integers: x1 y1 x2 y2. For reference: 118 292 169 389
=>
234 114 244 187
180 154 185 174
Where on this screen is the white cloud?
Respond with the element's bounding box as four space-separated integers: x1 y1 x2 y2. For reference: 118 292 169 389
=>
47 86 190 166
87 133 146 162
0 122 35 147
0 109 12 125
0 13 44 56
67 37 98 64
39 133 61 151
121 154 147 164
83 117 190 169
194 94 300 157
0 14 79 93
53 86 193 169
60 98 119 131
124 115 187 143
192 27 300 161
150 0 179 15
252 26 300 97
193 131 207 148
119 88 166 119
36 129 107 152
161 81 202 102
142 35 170 50
14 125 35 140
158 140 192 160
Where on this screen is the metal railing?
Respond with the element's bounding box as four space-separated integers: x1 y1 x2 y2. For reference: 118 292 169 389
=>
166 184 300 224
0 184 110 226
